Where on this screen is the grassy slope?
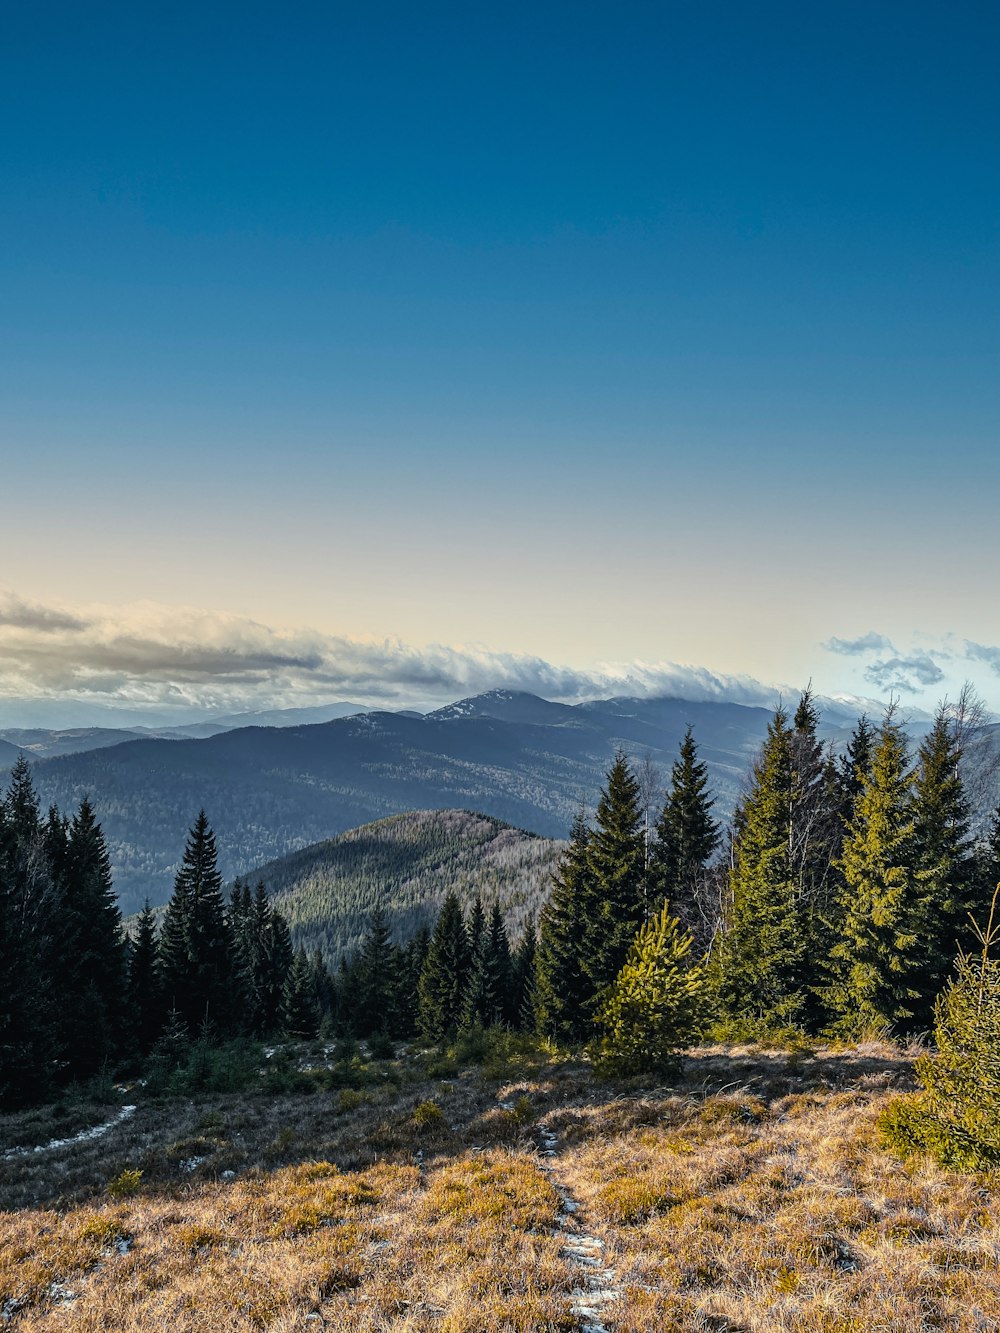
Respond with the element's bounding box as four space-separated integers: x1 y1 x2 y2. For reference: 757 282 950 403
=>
259 808 565 960
3 1040 1000 1331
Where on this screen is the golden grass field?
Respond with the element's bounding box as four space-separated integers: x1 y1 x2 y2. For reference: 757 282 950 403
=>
2 1039 999 1331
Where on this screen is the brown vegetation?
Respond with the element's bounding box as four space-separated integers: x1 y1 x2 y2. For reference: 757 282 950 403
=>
2 1040 1000 1330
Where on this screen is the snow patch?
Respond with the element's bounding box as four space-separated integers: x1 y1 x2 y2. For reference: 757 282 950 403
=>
2 1105 136 1159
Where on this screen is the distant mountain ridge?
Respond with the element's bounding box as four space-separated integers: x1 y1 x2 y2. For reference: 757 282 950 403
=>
3 689 872 914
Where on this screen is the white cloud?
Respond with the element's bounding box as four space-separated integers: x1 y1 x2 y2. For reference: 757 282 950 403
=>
0 593 790 714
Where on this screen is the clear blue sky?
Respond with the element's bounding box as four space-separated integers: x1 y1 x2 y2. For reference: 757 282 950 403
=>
2 1 998 716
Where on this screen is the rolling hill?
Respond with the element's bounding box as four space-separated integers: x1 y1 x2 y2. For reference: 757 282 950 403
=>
252 808 564 963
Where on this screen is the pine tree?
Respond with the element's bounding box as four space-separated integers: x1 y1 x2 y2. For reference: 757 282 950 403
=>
356 906 396 1035
975 807 1000 924
282 948 320 1038
127 901 163 1055
398 924 431 1036
910 704 976 1026
838 714 875 818
511 915 537 1031
461 894 492 1029
585 752 647 994
308 949 335 1024
417 891 470 1042
0 760 56 1105
52 799 126 1078
465 902 513 1029
717 707 806 1027
649 726 720 943
826 709 919 1036
535 813 595 1043
789 690 845 1020
593 903 708 1075
158 811 235 1035
879 894 1000 1169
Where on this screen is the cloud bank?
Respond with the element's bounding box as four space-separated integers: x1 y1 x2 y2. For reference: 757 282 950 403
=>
0 591 787 716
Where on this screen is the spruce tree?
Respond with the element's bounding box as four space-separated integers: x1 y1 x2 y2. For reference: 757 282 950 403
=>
649 726 720 942
594 903 708 1075
0 760 56 1104
585 752 647 994
398 924 431 1036
789 690 844 1020
127 901 163 1055
511 915 537 1031
465 902 513 1029
826 709 919 1035
535 813 595 1043
910 704 976 1025
52 799 126 1078
356 906 396 1035
838 714 875 818
282 948 320 1038
717 707 806 1028
158 811 235 1036
417 891 469 1042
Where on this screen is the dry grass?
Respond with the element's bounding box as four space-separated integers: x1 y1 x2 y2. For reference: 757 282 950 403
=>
2 1041 1000 1330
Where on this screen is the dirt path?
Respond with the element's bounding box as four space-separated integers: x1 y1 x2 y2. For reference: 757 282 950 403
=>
537 1120 622 1333
1 1105 136 1159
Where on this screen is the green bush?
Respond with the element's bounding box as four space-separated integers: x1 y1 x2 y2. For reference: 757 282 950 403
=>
879 944 1000 1170
592 905 708 1076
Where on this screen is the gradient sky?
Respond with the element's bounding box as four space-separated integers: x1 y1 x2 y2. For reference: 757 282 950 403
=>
2 1 999 717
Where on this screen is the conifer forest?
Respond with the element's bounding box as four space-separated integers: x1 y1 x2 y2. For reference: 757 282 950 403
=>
4 689 1000 1113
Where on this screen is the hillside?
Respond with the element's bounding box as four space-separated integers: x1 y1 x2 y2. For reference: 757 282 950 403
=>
4 691 782 913
5 1036 998 1331
254 808 564 963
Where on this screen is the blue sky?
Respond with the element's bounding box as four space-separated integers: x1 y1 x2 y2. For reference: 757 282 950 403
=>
1 1 998 718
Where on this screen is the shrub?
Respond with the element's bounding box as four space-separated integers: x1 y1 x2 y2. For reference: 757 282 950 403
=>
106 1168 143 1199
592 905 708 1076
879 911 1000 1170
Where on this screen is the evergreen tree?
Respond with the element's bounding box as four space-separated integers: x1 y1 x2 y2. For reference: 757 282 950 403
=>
158 811 235 1035
354 906 396 1035
826 709 919 1035
417 891 470 1042
253 885 294 1036
127 901 163 1055
593 903 708 1075
282 948 320 1038
649 726 720 943
718 707 806 1027
910 704 976 1025
585 752 647 994
0 760 56 1105
975 806 1000 924
511 915 537 1031
789 689 845 1019
461 894 491 1028
464 901 513 1029
308 948 335 1024
52 799 126 1078
535 813 595 1043
398 924 431 1036
838 714 875 818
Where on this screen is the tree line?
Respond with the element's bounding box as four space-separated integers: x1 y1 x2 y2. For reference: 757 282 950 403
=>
2 688 998 1105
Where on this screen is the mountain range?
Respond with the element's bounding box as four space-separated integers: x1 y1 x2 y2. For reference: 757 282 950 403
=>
0 688 890 915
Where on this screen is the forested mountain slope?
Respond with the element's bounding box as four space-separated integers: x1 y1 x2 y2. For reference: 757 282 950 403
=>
255 808 563 963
